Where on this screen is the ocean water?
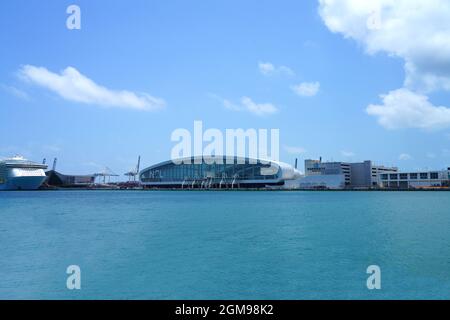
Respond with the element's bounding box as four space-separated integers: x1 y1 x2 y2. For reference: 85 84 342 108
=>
1 190 450 299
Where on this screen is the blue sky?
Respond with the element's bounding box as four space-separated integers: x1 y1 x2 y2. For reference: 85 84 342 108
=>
1 0 450 175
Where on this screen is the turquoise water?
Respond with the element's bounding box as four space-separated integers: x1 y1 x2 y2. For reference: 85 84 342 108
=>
1 190 450 299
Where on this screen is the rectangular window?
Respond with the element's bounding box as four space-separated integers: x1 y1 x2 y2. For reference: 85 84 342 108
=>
409 173 418 180
400 173 408 180
420 173 428 179
381 174 388 180
430 172 439 179
390 174 398 180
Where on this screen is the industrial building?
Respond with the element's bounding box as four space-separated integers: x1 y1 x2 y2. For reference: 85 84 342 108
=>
378 169 450 189
139 156 301 189
44 158 113 188
300 158 398 189
139 156 407 190
284 174 345 190
45 170 96 188
138 156 410 190
304 159 351 186
43 158 95 188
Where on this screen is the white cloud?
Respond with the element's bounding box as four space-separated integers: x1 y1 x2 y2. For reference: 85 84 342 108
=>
284 145 307 155
341 150 355 157
211 93 278 116
18 65 165 111
366 89 450 130
240 97 278 116
258 62 295 76
222 99 241 111
318 0 450 93
258 62 275 75
399 153 412 161
212 93 278 116
1 84 30 100
319 0 450 131
291 82 320 97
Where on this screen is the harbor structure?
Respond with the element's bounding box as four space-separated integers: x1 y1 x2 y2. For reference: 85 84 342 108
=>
0 156 48 190
297 159 398 189
349 160 398 188
45 171 96 188
378 169 450 189
284 173 346 190
138 156 409 190
124 156 141 182
45 158 95 188
139 156 301 189
3 153 448 191
94 167 119 184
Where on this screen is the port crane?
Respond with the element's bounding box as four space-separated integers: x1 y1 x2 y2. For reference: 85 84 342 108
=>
94 167 119 184
124 156 141 182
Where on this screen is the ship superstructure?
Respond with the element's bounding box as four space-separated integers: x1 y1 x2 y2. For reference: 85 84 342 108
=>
0 156 48 190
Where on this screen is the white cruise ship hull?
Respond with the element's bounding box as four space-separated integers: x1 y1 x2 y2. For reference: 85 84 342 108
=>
0 176 47 191
0 156 48 191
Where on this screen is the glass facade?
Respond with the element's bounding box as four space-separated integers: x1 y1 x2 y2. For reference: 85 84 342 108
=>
140 157 282 187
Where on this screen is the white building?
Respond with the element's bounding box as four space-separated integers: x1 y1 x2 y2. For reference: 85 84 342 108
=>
378 169 450 189
139 156 302 189
284 174 345 190
303 159 397 189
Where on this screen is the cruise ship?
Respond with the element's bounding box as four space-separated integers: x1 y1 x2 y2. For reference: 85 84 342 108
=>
0 156 48 190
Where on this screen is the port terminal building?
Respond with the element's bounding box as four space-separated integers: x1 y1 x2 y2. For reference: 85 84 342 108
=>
45 170 96 188
139 156 399 190
286 159 398 189
139 156 301 189
138 156 450 190
378 169 450 189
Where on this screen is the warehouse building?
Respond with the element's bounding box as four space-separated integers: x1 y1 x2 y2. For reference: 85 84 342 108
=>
302 159 397 189
378 169 450 189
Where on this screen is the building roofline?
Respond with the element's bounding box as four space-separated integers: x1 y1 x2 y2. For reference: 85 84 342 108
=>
140 155 292 173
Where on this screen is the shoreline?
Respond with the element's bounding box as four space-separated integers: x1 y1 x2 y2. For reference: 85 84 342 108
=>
2 187 448 192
